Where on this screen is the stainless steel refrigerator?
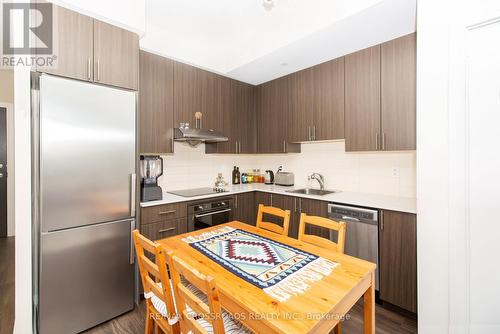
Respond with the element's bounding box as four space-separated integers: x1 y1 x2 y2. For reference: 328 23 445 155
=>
31 74 136 333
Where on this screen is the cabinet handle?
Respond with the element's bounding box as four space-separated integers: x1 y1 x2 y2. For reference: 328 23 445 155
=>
312 126 316 141
130 220 136 264
235 195 238 209
299 198 302 213
375 133 379 150
96 60 100 81
87 58 92 80
158 210 176 215
239 141 241 153
235 141 238 153
283 140 286 153
171 138 174 152
380 211 384 230
382 133 386 150
294 198 297 212
270 194 273 207
130 174 136 217
308 126 311 141
158 227 176 233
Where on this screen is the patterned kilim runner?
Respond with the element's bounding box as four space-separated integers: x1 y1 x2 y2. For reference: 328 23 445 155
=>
182 226 339 301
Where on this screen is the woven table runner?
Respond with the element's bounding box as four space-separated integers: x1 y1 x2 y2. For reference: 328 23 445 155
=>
182 226 338 301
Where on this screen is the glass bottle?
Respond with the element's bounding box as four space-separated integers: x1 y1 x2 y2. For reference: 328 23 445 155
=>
232 166 238 185
236 167 241 184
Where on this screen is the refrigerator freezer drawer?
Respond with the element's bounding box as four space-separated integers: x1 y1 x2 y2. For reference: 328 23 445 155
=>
39 219 134 334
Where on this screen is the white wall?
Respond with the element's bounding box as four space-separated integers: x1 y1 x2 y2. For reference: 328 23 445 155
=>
49 0 146 35
416 1 451 332
158 141 416 198
13 66 32 334
417 0 500 333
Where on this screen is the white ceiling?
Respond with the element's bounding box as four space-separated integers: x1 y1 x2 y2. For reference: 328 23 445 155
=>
140 0 416 85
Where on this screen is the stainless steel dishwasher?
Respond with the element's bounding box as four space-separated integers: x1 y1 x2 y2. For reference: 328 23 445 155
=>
328 203 380 290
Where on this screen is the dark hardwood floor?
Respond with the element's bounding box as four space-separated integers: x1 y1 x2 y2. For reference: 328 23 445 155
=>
85 298 417 334
0 237 15 334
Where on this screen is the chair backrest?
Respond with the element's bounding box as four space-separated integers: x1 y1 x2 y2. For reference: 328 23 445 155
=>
167 254 226 334
256 204 291 236
297 214 346 253
133 230 177 320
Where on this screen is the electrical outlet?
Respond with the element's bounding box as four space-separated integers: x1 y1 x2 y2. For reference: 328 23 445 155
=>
391 167 400 177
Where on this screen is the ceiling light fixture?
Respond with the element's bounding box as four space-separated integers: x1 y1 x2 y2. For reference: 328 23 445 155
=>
262 0 276 11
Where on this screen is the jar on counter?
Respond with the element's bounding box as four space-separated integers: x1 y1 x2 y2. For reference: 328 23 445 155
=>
256 169 263 183
247 171 253 183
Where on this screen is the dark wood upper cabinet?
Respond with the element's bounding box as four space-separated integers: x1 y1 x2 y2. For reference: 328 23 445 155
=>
237 82 257 154
381 33 416 151
212 76 236 153
313 57 345 141
288 68 314 142
36 5 94 81
139 51 174 154
379 210 417 313
287 57 344 143
35 5 139 90
345 45 381 152
256 78 300 153
198 69 220 131
212 78 256 154
93 20 139 90
173 62 198 128
173 62 220 131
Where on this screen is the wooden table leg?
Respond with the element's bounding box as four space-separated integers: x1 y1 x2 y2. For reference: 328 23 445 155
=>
363 271 375 334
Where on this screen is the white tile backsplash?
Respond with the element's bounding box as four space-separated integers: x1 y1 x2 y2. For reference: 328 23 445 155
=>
157 140 416 198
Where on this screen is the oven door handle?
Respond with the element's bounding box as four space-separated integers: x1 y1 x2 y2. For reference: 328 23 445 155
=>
194 208 232 218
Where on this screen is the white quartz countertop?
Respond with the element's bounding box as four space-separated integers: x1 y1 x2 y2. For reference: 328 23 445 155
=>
140 184 416 214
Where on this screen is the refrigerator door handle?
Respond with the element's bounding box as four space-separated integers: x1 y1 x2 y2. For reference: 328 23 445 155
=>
130 173 136 217
130 219 136 264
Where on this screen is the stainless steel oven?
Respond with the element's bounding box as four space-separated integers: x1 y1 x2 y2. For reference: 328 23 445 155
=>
188 197 234 231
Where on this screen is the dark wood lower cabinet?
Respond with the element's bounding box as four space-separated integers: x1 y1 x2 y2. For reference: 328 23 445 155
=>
298 198 330 239
254 191 271 207
233 192 257 226
140 202 188 242
265 194 297 238
379 210 417 313
140 217 188 241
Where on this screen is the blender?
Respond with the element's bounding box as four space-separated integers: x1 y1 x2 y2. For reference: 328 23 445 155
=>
140 155 163 202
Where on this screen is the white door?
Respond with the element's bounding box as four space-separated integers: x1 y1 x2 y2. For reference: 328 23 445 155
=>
467 20 500 333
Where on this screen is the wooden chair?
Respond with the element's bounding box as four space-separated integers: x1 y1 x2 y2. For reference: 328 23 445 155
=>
297 214 346 334
256 204 291 236
297 213 346 253
133 230 180 334
167 253 252 334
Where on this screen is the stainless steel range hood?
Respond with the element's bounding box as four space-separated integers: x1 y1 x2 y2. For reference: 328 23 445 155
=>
174 126 228 144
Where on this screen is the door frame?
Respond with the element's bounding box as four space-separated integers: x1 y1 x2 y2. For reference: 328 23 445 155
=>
0 102 14 237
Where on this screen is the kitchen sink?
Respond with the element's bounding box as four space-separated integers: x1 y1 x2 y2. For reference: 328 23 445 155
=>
287 188 337 196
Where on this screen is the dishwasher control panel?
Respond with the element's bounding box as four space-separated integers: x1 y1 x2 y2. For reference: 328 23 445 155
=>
328 203 378 224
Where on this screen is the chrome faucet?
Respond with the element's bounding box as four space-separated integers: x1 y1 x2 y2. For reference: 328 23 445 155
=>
309 173 325 190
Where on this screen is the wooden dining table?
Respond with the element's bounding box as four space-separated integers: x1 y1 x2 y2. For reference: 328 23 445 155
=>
157 221 376 334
